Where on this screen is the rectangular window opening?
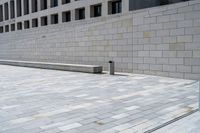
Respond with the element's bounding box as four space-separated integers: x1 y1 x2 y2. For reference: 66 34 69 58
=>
5 25 9 32
41 16 48 26
62 11 71 22
4 3 9 20
17 0 22 17
51 14 58 24
24 20 30 29
0 26 3 33
62 0 70 4
17 22 22 30
11 24 15 31
75 8 85 20
32 18 38 28
10 0 15 19
24 0 29 15
51 0 58 7
108 0 122 15
32 0 38 13
41 0 47 10
91 4 102 18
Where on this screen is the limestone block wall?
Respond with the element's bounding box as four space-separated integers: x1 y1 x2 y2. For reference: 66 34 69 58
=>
0 0 200 80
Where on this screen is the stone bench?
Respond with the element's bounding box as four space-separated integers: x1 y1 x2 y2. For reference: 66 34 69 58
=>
0 60 103 74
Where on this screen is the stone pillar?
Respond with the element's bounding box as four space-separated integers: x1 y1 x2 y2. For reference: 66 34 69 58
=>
47 0 50 9
122 0 129 14
102 0 108 17
58 0 61 6
58 12 62 24
14 0 17 18
47 14 51 25
21 0 24 15
37 0 40 11
29 0 32 14
71 9 75 21
85 5 90 20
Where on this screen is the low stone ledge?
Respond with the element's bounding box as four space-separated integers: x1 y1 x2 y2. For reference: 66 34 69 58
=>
0 60 103 74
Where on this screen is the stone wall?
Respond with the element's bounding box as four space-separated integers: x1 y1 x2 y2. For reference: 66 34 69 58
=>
0 0 200 80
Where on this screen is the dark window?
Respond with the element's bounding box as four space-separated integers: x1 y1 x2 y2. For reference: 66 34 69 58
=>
0 5 3 22
4 3 9 20
62 0 70 4
41 0 47 10
10 0 15 19
24 20 30 29
51 14 58 24
24 0 29 15
91 4 102 18
51 0 58 7
17 22 22 30
5 25 9 32
129 0 190 11
32 18 38 27
62 11 71 22
75 8 85 20
11 24 15 31
41 16 48 26
0 26 3 33
32 0 38 13
112 0 121 14
17 0 22 17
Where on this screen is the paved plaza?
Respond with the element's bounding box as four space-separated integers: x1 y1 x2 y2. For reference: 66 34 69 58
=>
0 65 199 133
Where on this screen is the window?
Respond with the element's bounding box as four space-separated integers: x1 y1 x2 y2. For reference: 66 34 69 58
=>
4 3 9 20
10 0 15 19
0 26 3 33
11 24 15 31
129 0 190 11
41 0 47 10
5 25 9 32
62 11 71 22
62 0 70 4
91 4 102 18
17 0 22 17
51 0 58 7
32 0 38 13
17 22 22 30
108 0 122 15
51 14 58 24
0 5 3 22
75 8 85 20
41 16 48 26
24 0 29 15
32 18 38 28
24 20 30 29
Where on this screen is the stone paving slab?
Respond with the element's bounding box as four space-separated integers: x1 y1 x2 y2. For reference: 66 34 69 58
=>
154 112 200 133
0 65 199 133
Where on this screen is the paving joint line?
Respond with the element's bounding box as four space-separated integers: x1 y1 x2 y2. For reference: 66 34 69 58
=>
144 109 198 133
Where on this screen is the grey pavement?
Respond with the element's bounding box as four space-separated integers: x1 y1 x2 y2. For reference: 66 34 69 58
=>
154 112 200 133
0 65 199 133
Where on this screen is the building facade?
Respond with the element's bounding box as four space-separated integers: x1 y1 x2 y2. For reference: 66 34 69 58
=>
0 0 200 80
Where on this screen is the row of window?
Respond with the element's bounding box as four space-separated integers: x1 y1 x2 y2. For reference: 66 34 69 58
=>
0 0 72 22
0 0 122 33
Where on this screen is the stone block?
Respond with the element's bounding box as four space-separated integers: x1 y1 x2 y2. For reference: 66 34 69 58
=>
177 65 192 73
150 51 162 57
170 28 185 36
163 65 176 72
169 58 184 65
177 36 193 43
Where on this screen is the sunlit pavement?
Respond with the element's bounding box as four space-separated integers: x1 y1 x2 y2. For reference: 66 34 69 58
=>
0 65 198 133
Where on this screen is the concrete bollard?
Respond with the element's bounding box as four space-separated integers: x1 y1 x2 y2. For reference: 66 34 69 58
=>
108 61 115 75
